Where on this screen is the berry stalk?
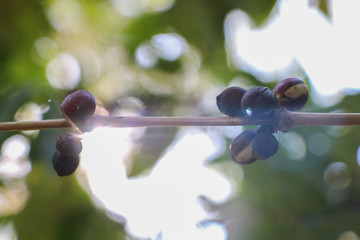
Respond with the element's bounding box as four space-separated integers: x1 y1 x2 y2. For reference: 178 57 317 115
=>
0 119 71 131
0 116 265 131
93 115 266 128
0 111 360 132
290 112 360 127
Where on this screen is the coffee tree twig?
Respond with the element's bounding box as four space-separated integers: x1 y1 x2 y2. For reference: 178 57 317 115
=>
0 109 360 132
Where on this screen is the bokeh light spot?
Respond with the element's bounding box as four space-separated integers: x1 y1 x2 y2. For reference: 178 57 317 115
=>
14 102 43 122
47 0 84 32
14 102 44 136
46 53 81 90
0 183 29 216
338 230 360 240
323 162 351 190
245 108 252 117
307 132 331 156
1 135 30 160
34 37 59 60
0 135 31 179
111 0 175 17
357 145 360 166
151 33 185 61
278 132 306 161
135 42 158 68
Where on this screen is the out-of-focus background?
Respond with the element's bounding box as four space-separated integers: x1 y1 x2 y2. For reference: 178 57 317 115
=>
1 0 360 239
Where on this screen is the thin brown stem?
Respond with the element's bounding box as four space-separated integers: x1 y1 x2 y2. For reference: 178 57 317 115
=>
0 119 71 132
93 115 266 128
0 116 265 132
0 111 360 132
290 112 360 127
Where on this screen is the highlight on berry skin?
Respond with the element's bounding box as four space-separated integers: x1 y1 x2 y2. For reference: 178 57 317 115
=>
245 107 252 117
241 86 277 119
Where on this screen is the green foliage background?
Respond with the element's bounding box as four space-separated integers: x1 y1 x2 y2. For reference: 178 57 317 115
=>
1 0 360 239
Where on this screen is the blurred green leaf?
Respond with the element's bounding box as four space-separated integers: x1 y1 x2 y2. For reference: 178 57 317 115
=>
318 0 331 18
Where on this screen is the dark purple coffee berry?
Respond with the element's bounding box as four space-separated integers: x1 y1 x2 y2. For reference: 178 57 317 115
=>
52 150 80 177
273 77 308 111
216 87 247 117
230 129 258 164
56 133 82 157
241 86 277 119
61 90 96 127
252 131 279 160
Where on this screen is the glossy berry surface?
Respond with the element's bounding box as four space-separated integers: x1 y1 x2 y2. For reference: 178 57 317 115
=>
241 86 277 119
230 129 258 164
52 150 80 177
252 131 279 160
61 90 96 126
56 133 82 157
273 77 308 111
216 87 247 117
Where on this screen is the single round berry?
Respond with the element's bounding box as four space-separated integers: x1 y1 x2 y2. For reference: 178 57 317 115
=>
52 150 80 177
56 133 82 157
252 131 279 160
216 87 247 117
61 90 96 126
241 86 277 119
273 77 308 111
230 129 258 164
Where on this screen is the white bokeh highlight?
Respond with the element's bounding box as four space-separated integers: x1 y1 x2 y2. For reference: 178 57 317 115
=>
225 0 360 100
0 135 31 178
80 127 233 240
46 53 81 90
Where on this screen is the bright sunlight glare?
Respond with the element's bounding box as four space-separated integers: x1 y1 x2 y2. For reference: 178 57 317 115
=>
0 135 31 179
225 0 360 103
46 53 81 90
80 127 233 240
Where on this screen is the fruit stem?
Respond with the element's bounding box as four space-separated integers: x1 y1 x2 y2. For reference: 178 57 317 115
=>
93 115 266 128
0 112 360 132
0 119 71 131
0 116 265 131
290 112 360 127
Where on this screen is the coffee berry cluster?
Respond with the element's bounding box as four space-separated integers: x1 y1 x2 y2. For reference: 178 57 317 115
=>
52 90 96 176
216 77 308 164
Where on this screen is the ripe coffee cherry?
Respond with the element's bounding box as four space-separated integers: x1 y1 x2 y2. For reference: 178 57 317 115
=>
56 133 82 157
230 129 258 164
241 86 277 119
52 150 80 177
216 87 247 117
273 77 308 111
252 131 279 160
61 90 96 127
